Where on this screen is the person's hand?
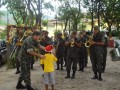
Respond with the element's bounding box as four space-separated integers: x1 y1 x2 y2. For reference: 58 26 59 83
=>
91 41 96 45
38 54 45 59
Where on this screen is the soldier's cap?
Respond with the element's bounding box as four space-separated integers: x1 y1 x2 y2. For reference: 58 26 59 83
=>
57 32 62 36
79 31 83 35
45 45 53 52
71 31 77 35
82 30 86 32
32 31 41 36
94 26 99 31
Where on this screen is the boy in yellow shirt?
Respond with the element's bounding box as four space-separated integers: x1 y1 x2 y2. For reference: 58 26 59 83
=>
40 45 57 90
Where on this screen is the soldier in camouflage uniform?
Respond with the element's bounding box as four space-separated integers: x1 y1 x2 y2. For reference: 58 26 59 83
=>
101 32 108 72
82 30 89 67
56 32 65 70
65 31 81 79
90 26 104 81
14 30 24 74
39 30 53 72
63 32 69 67
16 31 45 90
78 32 86 72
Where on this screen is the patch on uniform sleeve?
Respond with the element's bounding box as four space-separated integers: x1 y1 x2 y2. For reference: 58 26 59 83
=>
27 48 34 52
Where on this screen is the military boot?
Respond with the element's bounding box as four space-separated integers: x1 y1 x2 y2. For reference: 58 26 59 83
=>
31 64 33 70
26 85 34 90
61 64 64 70
16 81 26 89
91 72 98 79
98 73 103 81
65 71 70 79
15 67 20 74
71 71 76 79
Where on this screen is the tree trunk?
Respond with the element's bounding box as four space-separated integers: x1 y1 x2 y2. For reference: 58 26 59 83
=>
97 0 100 29
11 11 19 25
91 0 94 31
64 18 69 32
108 24 112 32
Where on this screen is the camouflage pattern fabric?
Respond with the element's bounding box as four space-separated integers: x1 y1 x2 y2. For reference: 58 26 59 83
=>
90 32 104 73
18 36 39 85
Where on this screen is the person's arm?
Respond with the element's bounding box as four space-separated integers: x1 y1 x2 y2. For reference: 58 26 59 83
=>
53 55 57 62
28 50 45 59
38 44 45 50
95 42 104 45
74 41 81 47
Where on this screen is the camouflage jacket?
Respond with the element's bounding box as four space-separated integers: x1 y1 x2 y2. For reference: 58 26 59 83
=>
19 36 39 64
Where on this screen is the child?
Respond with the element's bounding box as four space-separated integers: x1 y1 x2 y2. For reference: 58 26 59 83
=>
40 45 57 90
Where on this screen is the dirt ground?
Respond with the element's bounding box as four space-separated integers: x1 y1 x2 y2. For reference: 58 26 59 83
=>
0 48 120 90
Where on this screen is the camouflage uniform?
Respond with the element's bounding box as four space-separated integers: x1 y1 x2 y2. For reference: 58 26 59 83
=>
39 36 53 70
90 32 104 75
66 37 80 78
83 35 89 67
18 36 39 85
102 35 108 72
56 37 65 70
63 36 69 66
78 36 86 71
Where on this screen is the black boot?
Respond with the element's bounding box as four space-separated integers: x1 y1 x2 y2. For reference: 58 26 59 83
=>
71 71 76 79
91 72 98 79
16 81 26 89
56 61 60 70
102 67 105 73
61 64 64 70
98 73 103 81
56 67 59 70
15 67 20 74
31 64 33 70
65 71 70 79
26 85 34 90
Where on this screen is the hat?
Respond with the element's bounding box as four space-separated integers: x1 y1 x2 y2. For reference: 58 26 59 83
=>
45 45 53 52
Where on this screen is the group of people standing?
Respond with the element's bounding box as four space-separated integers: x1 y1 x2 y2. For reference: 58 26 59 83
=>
55 26 108 81
13 25 108 90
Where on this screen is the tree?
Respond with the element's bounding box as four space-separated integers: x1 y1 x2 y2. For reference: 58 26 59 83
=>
2 0 54 28
100 0 120 32
58 0 82 32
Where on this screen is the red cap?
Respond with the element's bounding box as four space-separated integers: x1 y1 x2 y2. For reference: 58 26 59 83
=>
45 45 53 52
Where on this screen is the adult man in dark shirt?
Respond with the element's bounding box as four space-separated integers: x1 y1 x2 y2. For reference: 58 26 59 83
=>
56 32 65 70
63 32 69 67
78 32 86 71
90 26 104 81
65 31 81 79
82 30 89 67
102 32 108 72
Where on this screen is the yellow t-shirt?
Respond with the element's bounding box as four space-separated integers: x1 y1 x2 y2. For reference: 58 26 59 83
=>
40 53 57 72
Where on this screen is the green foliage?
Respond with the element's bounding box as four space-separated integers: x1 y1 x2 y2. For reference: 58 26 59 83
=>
58 0 82 31
42 20 48 27
0 30 6 39
0 11 4 19
1 0 54 27
54 29 62 35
